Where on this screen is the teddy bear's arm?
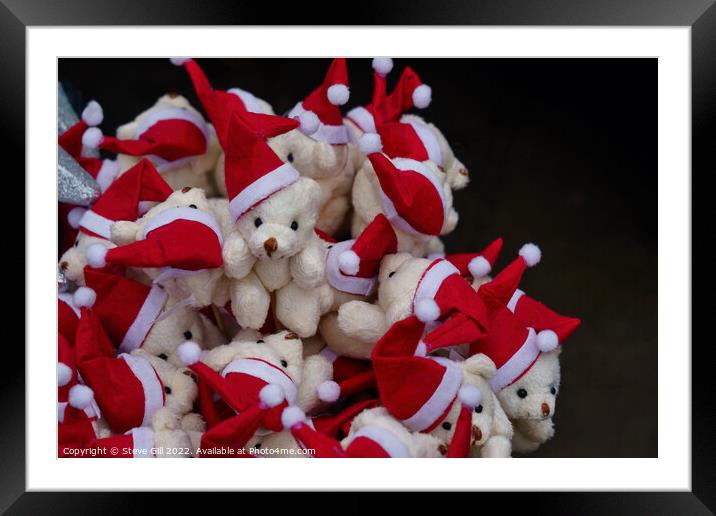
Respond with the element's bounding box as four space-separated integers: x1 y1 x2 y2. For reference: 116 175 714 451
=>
289 234 326 289
295 355 333 413
110 220 141 246
222 231 257 280
337 300 388 344
229 273 270 331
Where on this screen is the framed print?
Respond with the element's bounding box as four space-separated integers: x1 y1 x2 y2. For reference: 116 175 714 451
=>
3 0 711 511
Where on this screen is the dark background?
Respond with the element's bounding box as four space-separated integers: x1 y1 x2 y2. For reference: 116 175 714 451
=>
58 58 657 458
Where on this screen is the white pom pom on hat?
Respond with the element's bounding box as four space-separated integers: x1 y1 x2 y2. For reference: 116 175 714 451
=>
468 256 491 279
372 58 394 76
458 384 483 408
317 380 341 403
82 127 104 149
177 341 202 366
536 330 559 352
296 110 320 136
259 384 285 408
338 250 360 276
327 84 350 106
412 84 432 109
72 287 96 308
358 132 382 155
415 298 440 323
58 363 72 387
518 243 542 267
281 406 306 430
170 58 191 66
67 207 86 230
86 243 108 269
68 384 94 410
81 100 104 127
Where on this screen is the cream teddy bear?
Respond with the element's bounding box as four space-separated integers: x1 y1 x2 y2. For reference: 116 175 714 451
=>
495 348 561 454
87 186 228 309
110 93 222 195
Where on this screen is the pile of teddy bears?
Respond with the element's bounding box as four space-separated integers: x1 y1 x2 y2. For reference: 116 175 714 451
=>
57 58 580 458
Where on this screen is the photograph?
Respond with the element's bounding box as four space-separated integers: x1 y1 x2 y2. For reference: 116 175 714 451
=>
56 57 655 460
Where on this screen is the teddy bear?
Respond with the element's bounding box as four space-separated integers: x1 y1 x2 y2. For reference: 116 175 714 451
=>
321 239 502 359
82 92 222 195
59 158 175 286
86 185 228 309
370 315 512 457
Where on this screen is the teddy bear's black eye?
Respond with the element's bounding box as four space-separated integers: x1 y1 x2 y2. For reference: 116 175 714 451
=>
327 245 333 249
441 421 452 431
164 386 172 395
388 271 396 278
183 331 192 340
474 404 483 413
280 360 288 367
254 217 263 228
74 240 79 248
256 339 265 344
158 353 168 361
517 388 528 398
287 153 294 163
189 204 197 209
550 387 557 395
290 221 299 231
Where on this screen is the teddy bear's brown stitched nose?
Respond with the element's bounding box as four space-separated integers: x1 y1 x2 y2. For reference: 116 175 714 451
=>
459 168 468 176
264 237 278 256
60 261 68 271
438 444 448 456
541 403 550 416
471 425 482 444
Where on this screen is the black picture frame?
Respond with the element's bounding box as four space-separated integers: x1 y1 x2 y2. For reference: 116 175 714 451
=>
5 0 710 511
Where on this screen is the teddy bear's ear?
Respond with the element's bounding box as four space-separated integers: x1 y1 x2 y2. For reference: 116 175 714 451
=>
463 353 497 379
378 253 412 282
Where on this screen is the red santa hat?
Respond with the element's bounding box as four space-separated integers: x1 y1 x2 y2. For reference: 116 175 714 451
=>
359 119 442 166
77 159 173 240
445 238 504 279
198 385 286 456
281 406 347 457
58 417 98 457
58 100 120 192
446 384 483 458
366 153 447 237
324 214 397 296
58 333 77 405
83 269 168 353
82 103 209 173
286 58 351 144
371 316 463 432
411 258 489 329
223 111 301 223
346 58 394 134
85 206 224 277
58 292 80 343
178 341 293 432
71 291 166 433
312 398 379 438
85 427 156 458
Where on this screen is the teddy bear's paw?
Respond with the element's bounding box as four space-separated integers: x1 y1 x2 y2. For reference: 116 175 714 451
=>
231 275 270 330
276 284 321 338
154 429 193 458
180 412 207 433
510 427 542 454
222 232 256 279
152 407 182 432
337 301 386 344
110 220 140 246
479 435 513 458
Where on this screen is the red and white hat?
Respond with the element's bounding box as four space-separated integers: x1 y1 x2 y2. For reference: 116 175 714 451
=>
371 316 463 432
366 153 447 237
474 244 569 392
178 341 293 432
223 110 301 222
359 119 442 166
86 206 224 277
82 103 209 173
281 407 347 457
314 346 376 404
286 58 351 144
347 62 432 134
312 397 379 438
85 427 156 458
71 292 165 433
58 292 80 343
199 385 286 456
77 159 173 240
58 100 120 192
58 333 77 400
412 257 489 327
83 269 168 353
478 243 581 357
445 238 504 279
325 214 398 296
446 384 483 458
